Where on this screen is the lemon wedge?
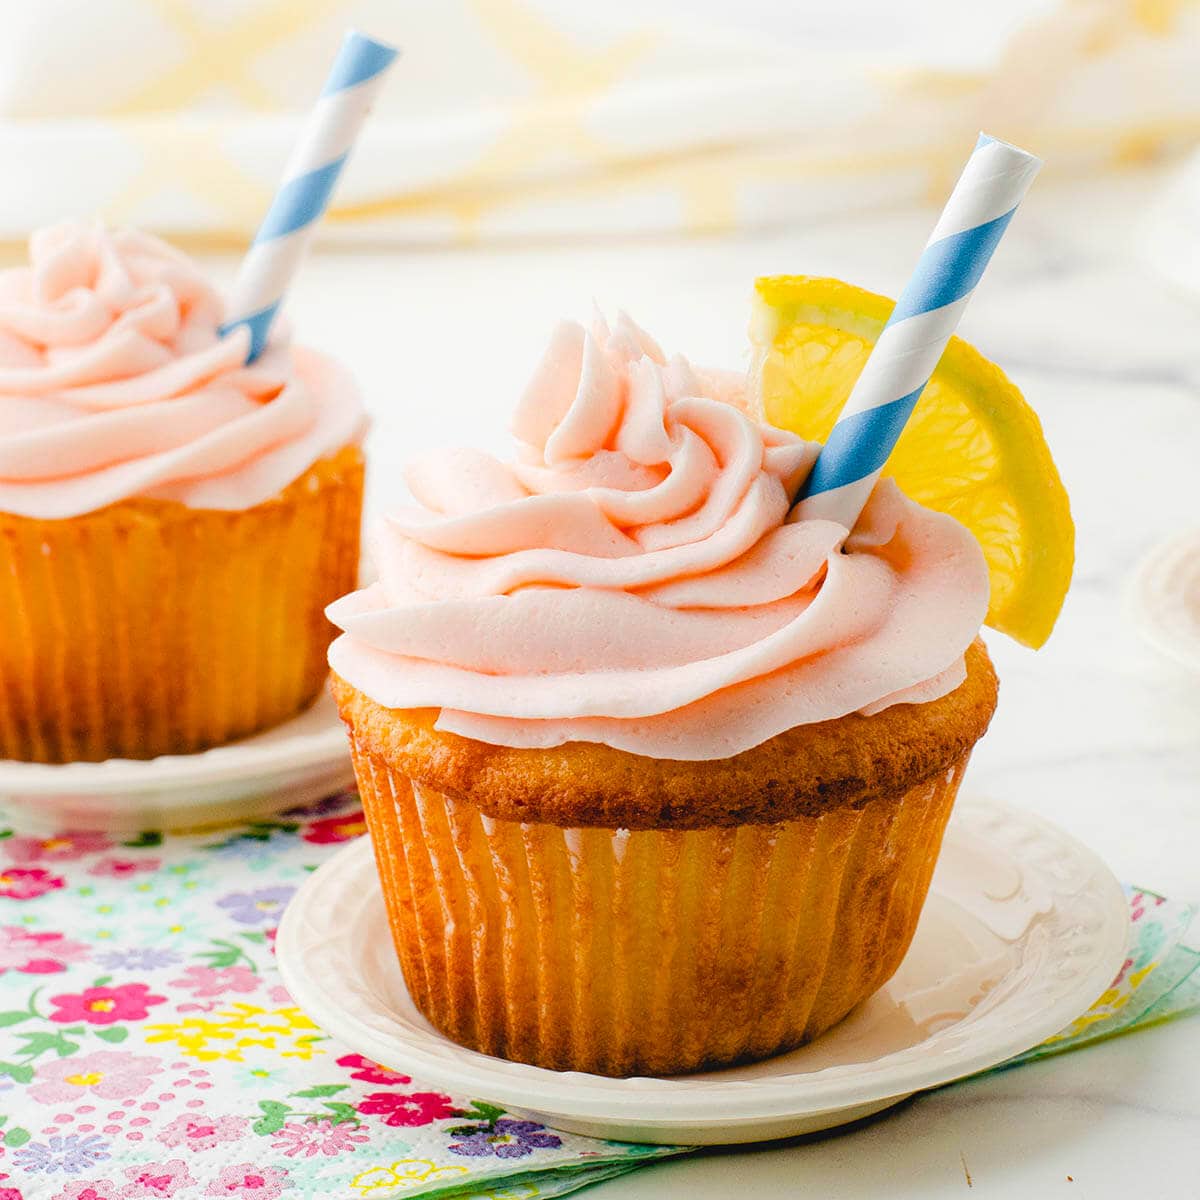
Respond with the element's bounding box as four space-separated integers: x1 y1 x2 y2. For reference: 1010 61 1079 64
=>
751 275 1074 648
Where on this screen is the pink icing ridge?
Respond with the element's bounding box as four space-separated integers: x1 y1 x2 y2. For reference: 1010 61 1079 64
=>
0 223 365 519
328 312 989 761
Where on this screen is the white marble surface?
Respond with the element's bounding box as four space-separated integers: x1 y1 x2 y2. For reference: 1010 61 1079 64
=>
201 162 1200 1197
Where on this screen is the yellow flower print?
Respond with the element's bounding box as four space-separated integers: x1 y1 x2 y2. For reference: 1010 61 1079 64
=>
350 1160 469 1195
144 1003 323 1063
1051 959 1159 1043
351 1160 470 1194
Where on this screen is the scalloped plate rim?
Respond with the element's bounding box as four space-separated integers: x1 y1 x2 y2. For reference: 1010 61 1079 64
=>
0 689 348 794
276 798 1127 1137
0 690 354 832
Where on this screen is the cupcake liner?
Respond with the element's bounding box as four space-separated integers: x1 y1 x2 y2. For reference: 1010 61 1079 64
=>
351 736 971 1077
0 446 363 763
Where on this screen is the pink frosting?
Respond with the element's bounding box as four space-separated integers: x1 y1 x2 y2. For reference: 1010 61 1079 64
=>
328 313 989 761
0 223 364 519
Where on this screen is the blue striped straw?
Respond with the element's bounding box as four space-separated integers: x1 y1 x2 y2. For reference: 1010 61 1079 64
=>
221 30 399 363
790 134 1042 529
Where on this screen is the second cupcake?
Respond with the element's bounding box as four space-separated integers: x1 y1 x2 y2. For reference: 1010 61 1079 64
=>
0 223 365 763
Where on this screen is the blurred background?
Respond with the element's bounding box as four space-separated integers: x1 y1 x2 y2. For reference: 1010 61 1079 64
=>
2 0 1198 248
5 0 1200 889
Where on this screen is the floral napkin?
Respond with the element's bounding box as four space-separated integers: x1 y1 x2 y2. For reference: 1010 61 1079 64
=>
0 792 1195 1200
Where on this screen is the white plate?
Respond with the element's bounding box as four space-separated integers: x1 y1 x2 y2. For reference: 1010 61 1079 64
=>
276 798 1128 1146
0 689 354 834
1128 530 1200 673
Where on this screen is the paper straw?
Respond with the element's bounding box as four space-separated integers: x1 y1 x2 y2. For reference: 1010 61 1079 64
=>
220 30 399 363
789 134 1041 528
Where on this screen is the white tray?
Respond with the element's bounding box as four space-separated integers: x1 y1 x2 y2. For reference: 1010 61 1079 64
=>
0 689 354 833
276 798 1128 1145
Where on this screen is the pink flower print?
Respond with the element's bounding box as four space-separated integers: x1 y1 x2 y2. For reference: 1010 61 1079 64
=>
0 868 64 900
0 1189 21 1200
29 1052 162 1104
301 813 367 845
120 1160 194 1199
88 858 161 880
5 831 112 863
169 965 258 1000
156 1115 249 1152
336 1053 411 1087
48 983 166 1026
0 926 88 975
48 1183 120 1200
270 1120 368 1158
356 1091 457 1127
204 1165 288 1199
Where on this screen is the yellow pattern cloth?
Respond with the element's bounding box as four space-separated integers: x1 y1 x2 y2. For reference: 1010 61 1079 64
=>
2 0 1200 244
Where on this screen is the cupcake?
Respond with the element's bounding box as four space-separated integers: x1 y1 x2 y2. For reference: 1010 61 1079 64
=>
0 223 365 763
328 312 996 1077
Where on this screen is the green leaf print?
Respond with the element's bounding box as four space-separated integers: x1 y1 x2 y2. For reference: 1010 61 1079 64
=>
0 1063 34 1084
122 831 163 848
0 986 43 1027
13 1029 79 1059
289 1084 348 1099
451 1100 507 1128
195 938 257 971
252 1100 292 1136
208 820 300 852
94 1026 128 1043
319 1101 360 1126
3 1127 30 1148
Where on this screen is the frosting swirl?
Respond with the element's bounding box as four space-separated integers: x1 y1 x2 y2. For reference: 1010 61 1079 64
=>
0 223 364 519
328 313 989 760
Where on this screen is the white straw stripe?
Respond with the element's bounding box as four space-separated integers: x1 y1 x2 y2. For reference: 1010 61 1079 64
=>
229 234 306 315
833 298 972 419
926 144 1042 242
279 82 384 178
788 476 875 526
